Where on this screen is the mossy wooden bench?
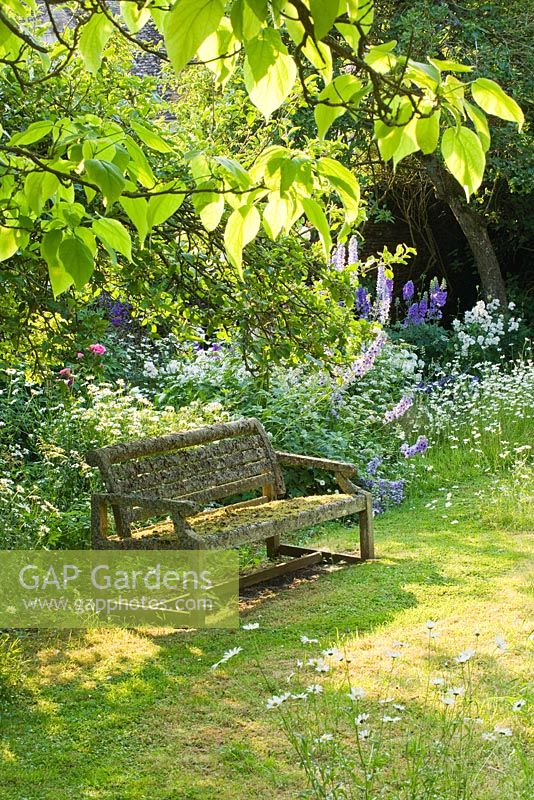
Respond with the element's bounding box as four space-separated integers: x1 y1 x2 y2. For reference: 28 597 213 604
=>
86 418 374 588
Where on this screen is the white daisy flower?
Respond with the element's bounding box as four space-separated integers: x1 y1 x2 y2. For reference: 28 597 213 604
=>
455 648 476 664
493 726 512 737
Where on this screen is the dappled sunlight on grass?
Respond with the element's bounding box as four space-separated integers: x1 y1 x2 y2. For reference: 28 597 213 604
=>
1 471 533 799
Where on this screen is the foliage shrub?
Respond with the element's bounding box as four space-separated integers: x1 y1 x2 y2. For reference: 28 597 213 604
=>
0 368 229 548
0 273 532 550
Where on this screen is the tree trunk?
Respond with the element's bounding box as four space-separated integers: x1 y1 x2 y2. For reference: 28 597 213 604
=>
423 156 507 306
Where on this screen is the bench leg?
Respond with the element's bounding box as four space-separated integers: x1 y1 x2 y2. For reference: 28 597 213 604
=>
359 491 375 560
91 495 108 548
266 535 280 559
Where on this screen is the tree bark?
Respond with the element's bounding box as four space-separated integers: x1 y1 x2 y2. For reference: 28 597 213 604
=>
422 156 507 306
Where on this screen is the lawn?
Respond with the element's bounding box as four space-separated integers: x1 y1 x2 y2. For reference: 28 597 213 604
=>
1 473 532 799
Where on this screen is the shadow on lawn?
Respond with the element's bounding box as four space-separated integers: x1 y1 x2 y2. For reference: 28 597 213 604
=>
1 537 531 800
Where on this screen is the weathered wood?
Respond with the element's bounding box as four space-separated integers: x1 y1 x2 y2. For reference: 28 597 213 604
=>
113 437 267 490
277 544 362 564
86 418 264 464
276 451 356 475
335 473 375 559
239 552 323 589
87 418 375 570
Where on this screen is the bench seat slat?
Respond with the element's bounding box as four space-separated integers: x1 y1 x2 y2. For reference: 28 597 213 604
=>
100 494 366 549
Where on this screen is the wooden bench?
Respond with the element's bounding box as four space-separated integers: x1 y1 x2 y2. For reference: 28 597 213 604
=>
86 418 374 587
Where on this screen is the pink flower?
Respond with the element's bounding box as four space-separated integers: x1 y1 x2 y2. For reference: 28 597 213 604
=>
76 352 84 359
58 368 72 377
88 343 106 355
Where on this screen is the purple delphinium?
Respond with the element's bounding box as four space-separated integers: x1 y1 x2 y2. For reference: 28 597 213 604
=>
400 435 429 458
348 235 359 265
375 264 393 324
360 476 405 514
331 243 346 272
344 331 387 382
99 292 132 328
402 280 415 301
384 395 413 423
428 280 448 321
356 287 372 319
403 278 448 326
404 302 424 326
366 455 383 476
431 280 447 308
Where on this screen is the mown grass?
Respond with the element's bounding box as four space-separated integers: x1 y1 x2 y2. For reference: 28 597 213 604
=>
1 464 532 800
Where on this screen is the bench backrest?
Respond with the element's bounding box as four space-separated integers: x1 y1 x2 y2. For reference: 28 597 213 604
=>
86 418 285 536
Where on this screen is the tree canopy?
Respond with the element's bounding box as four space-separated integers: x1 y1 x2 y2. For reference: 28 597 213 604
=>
0 0 524 301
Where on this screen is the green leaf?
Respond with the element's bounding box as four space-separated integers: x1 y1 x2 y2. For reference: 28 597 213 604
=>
192 187 225 231
317 157 360 223
465 101 491 153
365 40 397 74
0 224 28 261
75 227 97 262
374 120 403 161
230 0 267 41
471 78 524 131
213 156 252 187
164 0 225 75
224 204 260 273
58 236 95 289
315 74 364 139
310 0 340 39
93 218 132 261
42 230 74 297
24 171 60 213
130 120 173 154
79 13 114 74
197 17 239 87
335 22 360 52
124 137 156 188
85 159 126 207
302 197 331 258
441 126 486 201
120 1 151 33
147 190 185 228
428 58 473 73
244 29 297 118
346 0 374 33
416 112 441 155
301 38 333 85
10 120 53 146
262 193 289 240
391 118 420 168
119 197 148 247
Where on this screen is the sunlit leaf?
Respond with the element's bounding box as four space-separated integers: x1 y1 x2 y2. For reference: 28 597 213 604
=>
244 29 297 118
164 0 225 75
472 78 524 131
441 125 485 200
79 13 114 74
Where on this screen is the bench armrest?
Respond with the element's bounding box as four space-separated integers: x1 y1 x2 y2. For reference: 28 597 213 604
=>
92 493 199 517
275 451 356 476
